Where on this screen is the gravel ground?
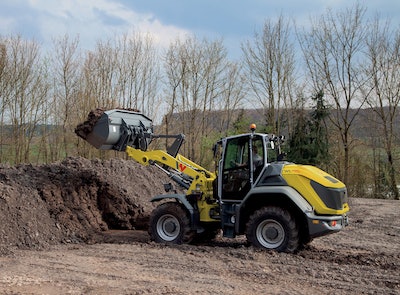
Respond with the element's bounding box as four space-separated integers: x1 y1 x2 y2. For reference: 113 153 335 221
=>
0 158 398 294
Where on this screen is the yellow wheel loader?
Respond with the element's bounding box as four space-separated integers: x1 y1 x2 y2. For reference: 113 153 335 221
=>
76 109 349 253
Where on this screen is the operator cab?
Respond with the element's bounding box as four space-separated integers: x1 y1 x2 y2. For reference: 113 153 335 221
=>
215 125 278 202
220 134 265 201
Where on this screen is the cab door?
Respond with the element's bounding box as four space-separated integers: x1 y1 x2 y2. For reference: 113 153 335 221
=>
219 135 265 201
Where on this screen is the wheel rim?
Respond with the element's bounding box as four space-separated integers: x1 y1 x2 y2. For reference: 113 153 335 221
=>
256 219 285 249
156 214 180 242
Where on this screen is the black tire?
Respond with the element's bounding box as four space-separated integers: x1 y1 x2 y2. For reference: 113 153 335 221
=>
148 202 195 244
245 206 299 253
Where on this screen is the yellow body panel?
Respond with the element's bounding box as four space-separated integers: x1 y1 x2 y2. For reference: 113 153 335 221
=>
125 146 218 222
282 164 349 215
198 201 219 222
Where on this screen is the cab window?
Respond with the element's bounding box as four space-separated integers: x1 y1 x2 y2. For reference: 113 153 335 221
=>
223 138 249 170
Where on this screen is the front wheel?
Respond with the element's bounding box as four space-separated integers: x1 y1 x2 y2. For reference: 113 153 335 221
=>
246 206 299 253
149 202 194 244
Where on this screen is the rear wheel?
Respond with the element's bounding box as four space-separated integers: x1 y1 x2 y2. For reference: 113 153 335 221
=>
246 206 299 253
149 202 194 244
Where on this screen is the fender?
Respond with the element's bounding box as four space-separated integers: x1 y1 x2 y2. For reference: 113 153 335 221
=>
243 186 314 212
151 193 193 209
239 186 348 239
237 186 314 233
150 194 201 231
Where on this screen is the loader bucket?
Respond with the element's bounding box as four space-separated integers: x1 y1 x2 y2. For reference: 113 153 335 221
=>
75 108 153 151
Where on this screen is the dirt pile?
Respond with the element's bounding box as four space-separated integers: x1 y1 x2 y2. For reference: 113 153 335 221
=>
0 157 169 250
74 108 105 140
0 198 398 294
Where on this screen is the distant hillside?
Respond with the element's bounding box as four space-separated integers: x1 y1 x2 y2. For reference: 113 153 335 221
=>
161 107 400 143
0 107 397 144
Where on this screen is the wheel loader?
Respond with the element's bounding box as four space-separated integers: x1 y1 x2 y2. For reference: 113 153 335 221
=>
76 108 349 253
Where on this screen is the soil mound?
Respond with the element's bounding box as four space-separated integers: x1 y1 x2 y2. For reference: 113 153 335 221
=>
74 108 105 140
0 157 169 249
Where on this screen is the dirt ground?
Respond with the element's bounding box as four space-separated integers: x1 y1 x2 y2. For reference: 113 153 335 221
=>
0 158 399 294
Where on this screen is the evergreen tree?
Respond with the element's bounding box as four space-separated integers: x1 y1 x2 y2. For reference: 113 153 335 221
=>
287 91 330 166
309 90 330 166
232 109 252 134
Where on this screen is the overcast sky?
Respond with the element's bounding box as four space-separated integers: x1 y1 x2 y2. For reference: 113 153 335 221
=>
1 0 400 59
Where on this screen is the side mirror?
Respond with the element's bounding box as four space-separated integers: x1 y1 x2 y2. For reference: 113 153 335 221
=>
269 135 276 149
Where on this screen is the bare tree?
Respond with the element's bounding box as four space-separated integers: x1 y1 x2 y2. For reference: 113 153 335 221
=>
163 36 229 163
91 39 119 108
217 61 246 136
365 18 400 199
0 40 8 162
115 33 161 119
242 15 297 135
298 4 369 186
1 36 49 163
80 35 160 114
51 35 82 158
163 38 187 147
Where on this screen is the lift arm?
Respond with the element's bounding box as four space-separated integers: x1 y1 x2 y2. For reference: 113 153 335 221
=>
125 145 215 194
